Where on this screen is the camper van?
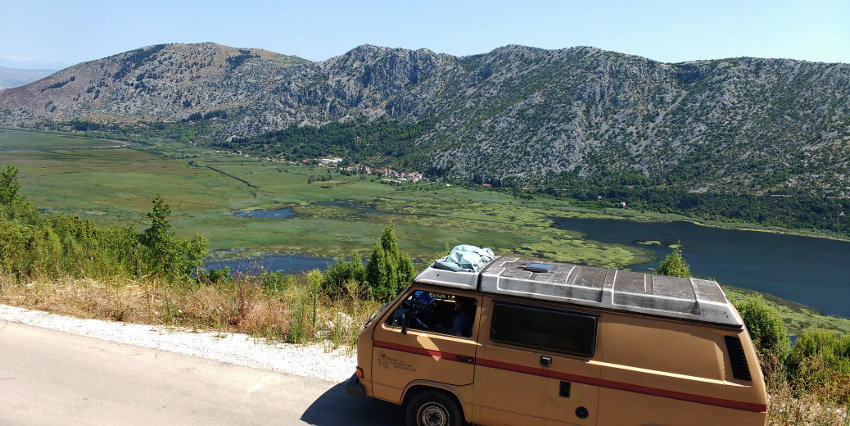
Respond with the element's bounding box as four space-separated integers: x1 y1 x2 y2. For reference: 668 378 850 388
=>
346 248 767 426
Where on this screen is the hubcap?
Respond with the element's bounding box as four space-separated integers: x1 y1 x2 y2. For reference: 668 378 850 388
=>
418 402 449 426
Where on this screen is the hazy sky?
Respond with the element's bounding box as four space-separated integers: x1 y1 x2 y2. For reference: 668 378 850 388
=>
2 0 848 70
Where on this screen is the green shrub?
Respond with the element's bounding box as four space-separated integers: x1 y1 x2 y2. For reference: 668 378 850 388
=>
260 271 294 293
655 247 691 278
322 251 366 299
197 266 233 286
786 330 850 405
733 296 791 361
788 329 850 375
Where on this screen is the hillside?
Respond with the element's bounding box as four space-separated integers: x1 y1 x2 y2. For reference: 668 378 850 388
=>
1 42 849 198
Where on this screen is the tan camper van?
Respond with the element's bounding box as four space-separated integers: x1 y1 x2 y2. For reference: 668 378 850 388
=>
347 249 768 426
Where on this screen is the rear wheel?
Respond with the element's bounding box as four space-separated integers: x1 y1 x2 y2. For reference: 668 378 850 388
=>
405 390 463 426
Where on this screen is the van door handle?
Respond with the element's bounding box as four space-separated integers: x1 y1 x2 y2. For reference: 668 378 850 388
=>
455 355 475 363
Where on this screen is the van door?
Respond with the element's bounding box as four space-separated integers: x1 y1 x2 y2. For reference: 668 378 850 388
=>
475 301 601 425
371 290 481 404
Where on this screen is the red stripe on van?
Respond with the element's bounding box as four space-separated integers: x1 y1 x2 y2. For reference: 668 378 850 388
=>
476 358 766 413
374 340 472 363
374 340 767 413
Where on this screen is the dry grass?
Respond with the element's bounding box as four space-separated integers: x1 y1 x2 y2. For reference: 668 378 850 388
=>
761 352 850 425
0 273 381 353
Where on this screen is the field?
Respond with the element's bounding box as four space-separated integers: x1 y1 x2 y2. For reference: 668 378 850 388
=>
0 129 651 267
0 127 125 150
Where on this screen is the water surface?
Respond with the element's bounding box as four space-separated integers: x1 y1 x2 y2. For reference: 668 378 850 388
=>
553 217 850 318
203 254 332 275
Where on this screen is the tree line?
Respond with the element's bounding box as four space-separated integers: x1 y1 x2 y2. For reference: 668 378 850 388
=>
212 116 432 166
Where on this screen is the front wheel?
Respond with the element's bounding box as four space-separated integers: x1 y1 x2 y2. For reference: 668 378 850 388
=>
405 390 464 426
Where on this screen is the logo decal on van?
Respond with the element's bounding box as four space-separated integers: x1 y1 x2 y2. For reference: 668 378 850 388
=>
378 351 417 372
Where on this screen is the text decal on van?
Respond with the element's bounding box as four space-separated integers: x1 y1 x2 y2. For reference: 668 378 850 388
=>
377 351 417 372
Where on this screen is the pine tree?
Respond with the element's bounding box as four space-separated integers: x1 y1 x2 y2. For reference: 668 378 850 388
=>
365 222 414 302
656 247 691 278
0 166 22 205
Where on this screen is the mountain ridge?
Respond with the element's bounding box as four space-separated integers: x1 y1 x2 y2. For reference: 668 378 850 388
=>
1 42 848 197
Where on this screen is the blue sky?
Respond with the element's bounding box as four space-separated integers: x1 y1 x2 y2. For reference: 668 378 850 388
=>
2 0 848 70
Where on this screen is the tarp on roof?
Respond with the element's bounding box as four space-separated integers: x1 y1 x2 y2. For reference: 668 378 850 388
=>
434 245 495 272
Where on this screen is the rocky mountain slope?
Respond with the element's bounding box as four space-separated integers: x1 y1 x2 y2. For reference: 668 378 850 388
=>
1 42 848 195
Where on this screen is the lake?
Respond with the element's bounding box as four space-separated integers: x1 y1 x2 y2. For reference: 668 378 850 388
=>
231 208 297 219
552 217 850 318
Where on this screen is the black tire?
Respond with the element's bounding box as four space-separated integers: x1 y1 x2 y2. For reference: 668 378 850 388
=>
405 390 464 426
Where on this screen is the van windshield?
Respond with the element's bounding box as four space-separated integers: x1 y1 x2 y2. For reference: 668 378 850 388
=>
386 291 477 338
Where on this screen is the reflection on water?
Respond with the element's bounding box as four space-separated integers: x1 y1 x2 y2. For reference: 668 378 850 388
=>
552 217 850 318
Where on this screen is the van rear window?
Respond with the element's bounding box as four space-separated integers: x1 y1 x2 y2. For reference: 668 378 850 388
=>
490 303 597 357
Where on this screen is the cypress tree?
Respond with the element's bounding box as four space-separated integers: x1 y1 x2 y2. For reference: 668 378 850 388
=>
365 222 414 302
656 247 691 278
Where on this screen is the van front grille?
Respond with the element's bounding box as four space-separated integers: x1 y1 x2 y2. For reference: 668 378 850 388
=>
724 335 752 381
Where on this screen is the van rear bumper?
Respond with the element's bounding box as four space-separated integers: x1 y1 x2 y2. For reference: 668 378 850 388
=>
346 373 366 398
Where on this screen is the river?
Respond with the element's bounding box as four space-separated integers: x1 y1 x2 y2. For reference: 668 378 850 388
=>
552 217 850 318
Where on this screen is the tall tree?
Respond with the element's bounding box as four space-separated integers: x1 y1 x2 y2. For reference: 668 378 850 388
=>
656 247 691 278
0 166 22 205
140 195 207 280
365 222 415 302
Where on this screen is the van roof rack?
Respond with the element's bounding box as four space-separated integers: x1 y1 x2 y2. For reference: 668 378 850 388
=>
414 256 742 328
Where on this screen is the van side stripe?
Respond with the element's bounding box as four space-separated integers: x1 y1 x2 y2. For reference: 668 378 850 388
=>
374 340 471 363
374 340 767 413
476 358 766 413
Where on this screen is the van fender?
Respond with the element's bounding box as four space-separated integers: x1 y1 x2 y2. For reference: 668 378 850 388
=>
401 380 473 421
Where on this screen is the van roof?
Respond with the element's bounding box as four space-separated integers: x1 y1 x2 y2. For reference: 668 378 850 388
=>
414 256 743 328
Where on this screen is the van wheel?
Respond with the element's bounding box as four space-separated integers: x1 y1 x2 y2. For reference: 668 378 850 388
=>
405 390 463 426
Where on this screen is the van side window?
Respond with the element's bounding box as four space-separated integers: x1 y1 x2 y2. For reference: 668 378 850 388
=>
385 291 477 338
491 302 597 357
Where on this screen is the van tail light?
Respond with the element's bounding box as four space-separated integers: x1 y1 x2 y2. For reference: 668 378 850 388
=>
356 366 364 380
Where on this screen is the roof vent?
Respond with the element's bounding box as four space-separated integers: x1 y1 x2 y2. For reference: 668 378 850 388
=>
525 263 555 273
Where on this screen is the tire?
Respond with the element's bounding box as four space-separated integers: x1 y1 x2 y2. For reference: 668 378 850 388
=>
405 390 464 426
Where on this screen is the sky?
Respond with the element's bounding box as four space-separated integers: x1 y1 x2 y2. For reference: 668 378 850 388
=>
1 0 848 70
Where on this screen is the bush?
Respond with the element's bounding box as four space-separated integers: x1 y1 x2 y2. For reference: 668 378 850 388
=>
733 296 791 361
197 266 233 286
786 330 850 405
322 252 366 299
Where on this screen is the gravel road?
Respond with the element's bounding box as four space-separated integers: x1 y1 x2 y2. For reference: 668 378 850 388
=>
0 304 357 384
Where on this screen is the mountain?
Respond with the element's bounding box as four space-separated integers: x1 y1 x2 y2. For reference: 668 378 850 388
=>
1 42 849 198
0 66 57 90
